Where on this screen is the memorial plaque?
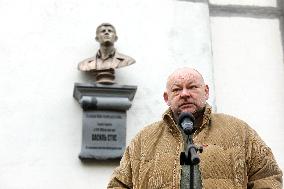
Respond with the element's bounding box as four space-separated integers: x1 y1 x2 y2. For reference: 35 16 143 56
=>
80 110 126 159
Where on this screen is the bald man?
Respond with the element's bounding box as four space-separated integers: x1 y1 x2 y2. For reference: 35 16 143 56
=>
108 68 282 189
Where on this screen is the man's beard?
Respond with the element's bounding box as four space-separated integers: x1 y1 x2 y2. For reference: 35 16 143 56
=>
174 103 205 122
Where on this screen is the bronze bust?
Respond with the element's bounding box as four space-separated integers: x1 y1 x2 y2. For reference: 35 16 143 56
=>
78 23 135 84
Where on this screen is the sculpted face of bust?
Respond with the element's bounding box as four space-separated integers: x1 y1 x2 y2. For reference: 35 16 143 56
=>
95 23 118 46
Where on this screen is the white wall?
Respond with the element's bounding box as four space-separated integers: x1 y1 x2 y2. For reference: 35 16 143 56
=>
0 0 214 188
210 17 284 171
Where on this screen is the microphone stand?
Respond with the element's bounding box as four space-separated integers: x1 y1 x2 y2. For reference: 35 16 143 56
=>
180 134 203 189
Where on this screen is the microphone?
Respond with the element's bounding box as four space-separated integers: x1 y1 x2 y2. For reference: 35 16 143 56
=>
178 112 195 135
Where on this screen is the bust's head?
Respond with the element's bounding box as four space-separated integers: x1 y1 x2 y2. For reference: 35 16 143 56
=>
95 23 118 46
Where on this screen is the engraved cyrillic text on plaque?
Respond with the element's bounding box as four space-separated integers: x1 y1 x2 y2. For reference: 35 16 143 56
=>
79 110 126 159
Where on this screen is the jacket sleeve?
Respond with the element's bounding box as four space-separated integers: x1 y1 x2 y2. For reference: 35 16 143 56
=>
246 127 283 189
107 146 133 189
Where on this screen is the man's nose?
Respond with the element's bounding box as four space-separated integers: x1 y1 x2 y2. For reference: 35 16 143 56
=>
180 88 191 97
104 31 110 35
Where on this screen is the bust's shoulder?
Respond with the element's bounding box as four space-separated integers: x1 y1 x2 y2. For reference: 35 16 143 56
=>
115 51 136 66
77 56 96 71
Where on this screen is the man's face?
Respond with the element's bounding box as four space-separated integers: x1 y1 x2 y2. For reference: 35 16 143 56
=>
163 69 209 119
96 25 117 45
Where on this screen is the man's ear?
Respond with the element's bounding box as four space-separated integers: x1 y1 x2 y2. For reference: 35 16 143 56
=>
163 92 170 106
204 84 209 100
115 36 118 42
95 36 98 42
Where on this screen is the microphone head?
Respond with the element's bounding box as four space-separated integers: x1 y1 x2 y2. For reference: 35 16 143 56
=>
178 112 195 135
178 112 195 125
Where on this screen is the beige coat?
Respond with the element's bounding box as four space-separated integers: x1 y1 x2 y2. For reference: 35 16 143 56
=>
108 105 282 189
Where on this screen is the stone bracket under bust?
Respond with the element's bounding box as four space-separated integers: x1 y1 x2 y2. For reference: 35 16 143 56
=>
77 23 135 85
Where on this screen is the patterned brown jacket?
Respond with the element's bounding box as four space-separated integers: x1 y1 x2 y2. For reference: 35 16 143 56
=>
108 105 282 189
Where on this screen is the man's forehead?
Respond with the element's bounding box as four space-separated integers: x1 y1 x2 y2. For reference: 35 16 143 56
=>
172 72 198 80
96 24 116 35
171 70 201 81
166 69 204 88
98 25 114 31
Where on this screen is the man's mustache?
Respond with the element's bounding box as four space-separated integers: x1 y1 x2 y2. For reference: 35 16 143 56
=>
178 101 196 108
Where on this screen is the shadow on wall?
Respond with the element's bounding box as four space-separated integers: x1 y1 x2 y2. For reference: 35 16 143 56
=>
80 159 120 167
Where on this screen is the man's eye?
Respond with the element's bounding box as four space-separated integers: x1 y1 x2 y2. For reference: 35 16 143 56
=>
172 88 180 92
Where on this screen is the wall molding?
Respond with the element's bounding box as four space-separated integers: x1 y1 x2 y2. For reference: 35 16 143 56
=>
177 0 284 62
209 4 282 18
177 0 208 3
208 2 284 63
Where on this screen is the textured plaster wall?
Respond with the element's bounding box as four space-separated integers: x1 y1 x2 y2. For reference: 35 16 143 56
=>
0 0 213 188
211 17 284 171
